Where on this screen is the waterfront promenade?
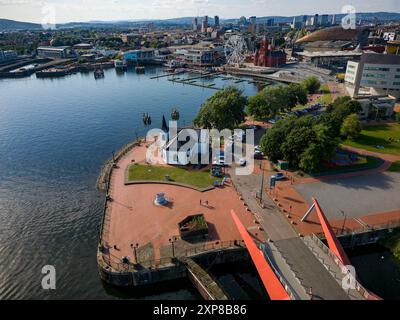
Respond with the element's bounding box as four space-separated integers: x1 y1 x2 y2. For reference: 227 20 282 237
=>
101 140 264 266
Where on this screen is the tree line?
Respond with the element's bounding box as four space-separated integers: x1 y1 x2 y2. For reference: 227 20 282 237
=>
193 80 363 173
260 96 363 172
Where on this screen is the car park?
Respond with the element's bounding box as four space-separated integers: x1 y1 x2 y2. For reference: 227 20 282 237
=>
254 151 264 159
271 172 285 180
238 158 246 166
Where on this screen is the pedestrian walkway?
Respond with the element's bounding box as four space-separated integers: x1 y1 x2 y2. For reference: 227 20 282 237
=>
273 238 350 300
230 164 354 300
302 236 365 300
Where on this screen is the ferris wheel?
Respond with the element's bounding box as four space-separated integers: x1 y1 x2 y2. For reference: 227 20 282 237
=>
224 35 248 66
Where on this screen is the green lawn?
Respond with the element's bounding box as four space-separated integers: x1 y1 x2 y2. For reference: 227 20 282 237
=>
127 164 219 189
318 84 332 105
388 161 400 172
292 84 332 112
343 123 400 156
316 156 382 175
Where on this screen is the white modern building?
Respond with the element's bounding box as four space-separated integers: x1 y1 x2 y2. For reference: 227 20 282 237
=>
162 129 209 166
37 46 72 59
345 53 400 99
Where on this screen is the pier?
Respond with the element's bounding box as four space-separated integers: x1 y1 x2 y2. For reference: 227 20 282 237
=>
180 257 229 300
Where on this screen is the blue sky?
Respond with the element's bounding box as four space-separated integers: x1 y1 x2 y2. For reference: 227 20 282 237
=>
0 0 399 23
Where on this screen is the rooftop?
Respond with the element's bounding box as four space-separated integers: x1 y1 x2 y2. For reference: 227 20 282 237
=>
297 50 363 58
296 27 369 44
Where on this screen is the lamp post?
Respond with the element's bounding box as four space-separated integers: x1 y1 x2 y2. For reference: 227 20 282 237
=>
259 161 265 203
341 210 347 234
169 238 176 258
131 243 139 263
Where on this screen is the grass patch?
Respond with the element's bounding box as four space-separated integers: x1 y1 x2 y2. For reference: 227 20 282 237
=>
388 161 400 172
127 164 220 189
315 156 382 175
379 229 400 261
343 123 400 156
318 84 332 105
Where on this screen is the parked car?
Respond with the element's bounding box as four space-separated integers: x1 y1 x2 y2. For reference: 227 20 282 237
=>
254 151 264 159
271 172 285 180
213 151 226 166
238 158 246 166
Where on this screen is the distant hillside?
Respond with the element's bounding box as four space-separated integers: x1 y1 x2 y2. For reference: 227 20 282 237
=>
0 18 41 31
1 12 399 31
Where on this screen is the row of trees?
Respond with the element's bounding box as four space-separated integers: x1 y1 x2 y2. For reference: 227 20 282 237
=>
246 77 321 120
193 84 363 173
260 96 363 172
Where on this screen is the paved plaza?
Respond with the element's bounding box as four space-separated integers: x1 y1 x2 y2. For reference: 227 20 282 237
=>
294 172 400 220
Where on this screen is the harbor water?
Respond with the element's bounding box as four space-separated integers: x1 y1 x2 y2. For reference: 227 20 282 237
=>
0 66 264 299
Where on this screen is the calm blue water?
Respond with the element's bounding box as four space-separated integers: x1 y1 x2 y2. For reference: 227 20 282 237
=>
0 67 260 299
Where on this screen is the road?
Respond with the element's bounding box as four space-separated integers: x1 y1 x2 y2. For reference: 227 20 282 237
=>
230 160 354 300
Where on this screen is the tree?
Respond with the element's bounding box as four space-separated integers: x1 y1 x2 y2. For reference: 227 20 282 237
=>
247 91 271 120
396 112 400 123
299 143 321 173
321 96 362 137
247 84 308 119
341 114 362 140
301 76 321 94
194 86 247 130
260 113 340 173
286 84 308 110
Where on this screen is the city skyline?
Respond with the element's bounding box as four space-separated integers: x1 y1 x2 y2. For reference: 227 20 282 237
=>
0 0 399 24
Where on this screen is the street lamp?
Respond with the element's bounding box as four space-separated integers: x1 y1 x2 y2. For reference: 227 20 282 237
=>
131 243 139 263
169 238 176 258
259 161 265 203
341 211 347 234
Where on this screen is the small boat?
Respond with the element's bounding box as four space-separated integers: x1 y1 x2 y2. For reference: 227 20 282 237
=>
94 68 104 79
171 108 180 121
114 60 127 71
143 113 152 125
135 66 145 74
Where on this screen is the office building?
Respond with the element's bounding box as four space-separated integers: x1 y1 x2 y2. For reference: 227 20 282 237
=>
201 16 208 33
313 14 319 26
320 14 329 26
345 53 400 99
193 17 198 32
214 16 220 28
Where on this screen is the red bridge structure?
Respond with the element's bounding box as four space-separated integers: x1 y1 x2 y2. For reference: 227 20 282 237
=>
311 198 381 300
231 210 290 300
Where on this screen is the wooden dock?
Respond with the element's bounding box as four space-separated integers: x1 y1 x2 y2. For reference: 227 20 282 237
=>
180 257 229 300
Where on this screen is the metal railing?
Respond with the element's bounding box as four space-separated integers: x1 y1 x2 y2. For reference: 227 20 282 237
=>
309 234 381 300
100 239 246 273
317 218 400 238
97 138 144 247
